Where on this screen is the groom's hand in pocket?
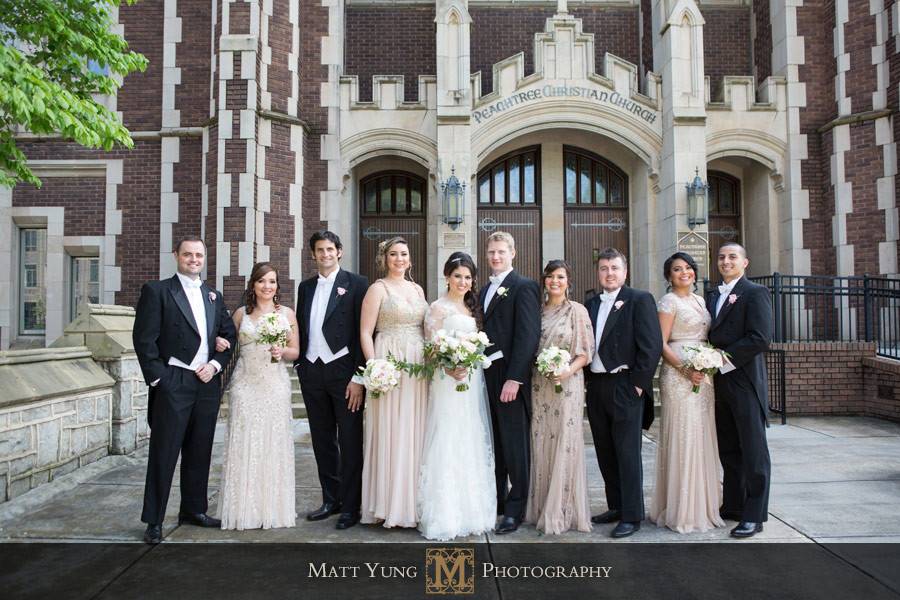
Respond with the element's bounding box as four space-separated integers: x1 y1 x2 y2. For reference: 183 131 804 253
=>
346 382 364 412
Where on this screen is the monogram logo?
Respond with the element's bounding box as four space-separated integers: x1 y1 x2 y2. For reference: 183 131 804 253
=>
425 548 474 595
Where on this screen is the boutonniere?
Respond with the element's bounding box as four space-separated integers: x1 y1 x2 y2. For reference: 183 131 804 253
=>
208 291 217 303
496 287 509 298
613 300 625 311
728 294 739 305
336 287 347 296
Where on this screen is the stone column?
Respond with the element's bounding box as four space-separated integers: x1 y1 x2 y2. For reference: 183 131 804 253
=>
435 0 474 292
652 0 709 278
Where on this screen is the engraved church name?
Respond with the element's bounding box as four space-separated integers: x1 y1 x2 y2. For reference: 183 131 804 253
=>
473 85 658 125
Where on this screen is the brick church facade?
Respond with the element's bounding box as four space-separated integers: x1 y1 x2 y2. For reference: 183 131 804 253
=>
2 0 899 352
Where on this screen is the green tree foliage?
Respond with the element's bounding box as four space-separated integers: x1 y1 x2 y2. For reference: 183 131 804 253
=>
0 0 148 187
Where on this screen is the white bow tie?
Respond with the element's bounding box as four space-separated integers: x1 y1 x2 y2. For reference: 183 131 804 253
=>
183 278 202 289
317 276 331 286
601 291 617 302
489 275 504 286
718 284 730 295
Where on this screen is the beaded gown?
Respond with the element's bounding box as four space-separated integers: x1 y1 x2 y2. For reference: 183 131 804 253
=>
361 281 429 528
649 293 726 533
526 300 595 534
219 308 296 530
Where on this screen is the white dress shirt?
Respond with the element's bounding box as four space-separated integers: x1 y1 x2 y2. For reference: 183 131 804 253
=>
151 273 220 386
483 268 513 362
715 277 741 374
589 287 628 374
715 277 742 317
306 268 350 363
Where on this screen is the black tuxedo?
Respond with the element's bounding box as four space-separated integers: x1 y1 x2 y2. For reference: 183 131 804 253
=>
707 276 772 522
132 275 236 525
478 270 541 520
295 268 368 513
584 286 662 522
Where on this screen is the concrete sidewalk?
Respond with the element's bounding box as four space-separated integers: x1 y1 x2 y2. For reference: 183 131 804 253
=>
1 416 899 544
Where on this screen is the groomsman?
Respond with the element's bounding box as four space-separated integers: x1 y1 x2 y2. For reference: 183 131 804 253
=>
132 237 236 544
708 243 772 538
479 231 541 534
585 248 662 538
295 231 369 530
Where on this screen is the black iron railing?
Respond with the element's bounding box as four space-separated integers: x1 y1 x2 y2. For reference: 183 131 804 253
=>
766 349 786 425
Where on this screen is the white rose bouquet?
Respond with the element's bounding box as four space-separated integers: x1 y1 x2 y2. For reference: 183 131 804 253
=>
536 346 572 393
357 358 402 399
256 312 291 363
424 329 492 392
681 342 728 393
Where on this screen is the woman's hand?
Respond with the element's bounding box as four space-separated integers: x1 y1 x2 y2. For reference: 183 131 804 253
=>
552 366 572 387
269 345 284 361
689 369 705 386
445 366 468 381
215 336 231 352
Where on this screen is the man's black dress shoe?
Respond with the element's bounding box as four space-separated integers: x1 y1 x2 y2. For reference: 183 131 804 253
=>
591 510 621 524
143 523 162 545
610 521 640 538
335 512 360 530
307 502 341 521
719 509 742 521
178 512 221 528
495 516 520 534
731 521 763 538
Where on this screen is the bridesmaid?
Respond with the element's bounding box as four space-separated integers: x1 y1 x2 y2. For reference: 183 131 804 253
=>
649 252 726 533
526 260 595 534
358 237 429 528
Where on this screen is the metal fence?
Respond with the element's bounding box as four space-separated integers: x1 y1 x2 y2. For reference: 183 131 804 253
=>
766 349 786 425
704 273 900 360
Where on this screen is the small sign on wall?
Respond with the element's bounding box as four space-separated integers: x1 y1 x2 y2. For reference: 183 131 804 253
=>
677 231 709 280
442 231 467 249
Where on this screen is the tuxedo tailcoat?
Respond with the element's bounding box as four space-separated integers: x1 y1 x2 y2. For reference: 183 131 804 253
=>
295 268 369 514
584 286 663 522
132 275 236 525
478 270 541 520
707 276 772 522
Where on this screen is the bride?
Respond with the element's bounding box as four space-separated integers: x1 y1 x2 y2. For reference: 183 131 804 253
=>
417 252 496 540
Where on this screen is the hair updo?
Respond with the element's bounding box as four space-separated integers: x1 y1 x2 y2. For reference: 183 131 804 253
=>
375 236 413 281
443 252 482 330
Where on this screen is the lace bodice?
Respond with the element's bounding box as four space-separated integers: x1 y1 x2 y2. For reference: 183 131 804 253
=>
424 297 477 339
375 281 428 335
657 292 710 343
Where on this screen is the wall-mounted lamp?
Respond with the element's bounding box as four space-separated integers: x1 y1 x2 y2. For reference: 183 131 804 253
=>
685 167 708 230
441 166 465 230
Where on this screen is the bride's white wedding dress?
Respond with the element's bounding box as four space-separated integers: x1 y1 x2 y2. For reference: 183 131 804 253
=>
417 298 496 541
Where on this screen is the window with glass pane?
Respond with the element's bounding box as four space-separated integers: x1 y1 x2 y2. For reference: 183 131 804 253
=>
508 159 520 204
476 148 540 205
565 154 577 204
709 172 740 215
563 148 627 207
492 168 505 204
71 256 101 321
523 154 536 203
360 172 425 215
19 228 47 334
478 175 490 203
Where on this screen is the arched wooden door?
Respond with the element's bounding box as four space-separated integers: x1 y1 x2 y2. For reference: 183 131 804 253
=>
563 146 629 302
476 147 542 289
358 171 427 285
708 171 742 266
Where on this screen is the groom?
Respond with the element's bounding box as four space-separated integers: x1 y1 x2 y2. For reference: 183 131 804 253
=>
295 231 368 530
708 242 772 538
585 248 662 538
132 237 236 544
479 231 540 534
